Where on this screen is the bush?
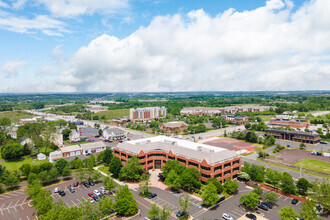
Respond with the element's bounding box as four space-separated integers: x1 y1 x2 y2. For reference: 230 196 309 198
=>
1 141 24 160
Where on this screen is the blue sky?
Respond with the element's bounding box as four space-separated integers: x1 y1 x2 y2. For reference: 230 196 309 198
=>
0 0 329 93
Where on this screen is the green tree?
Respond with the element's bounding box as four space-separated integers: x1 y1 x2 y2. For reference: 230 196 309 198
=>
87 154 96 168
206 178 223 194
224 179 239 195
61 128 71 140
42 122 56 154
265 168 282 188
1 140 24 160
178 168 201 190
76 168 87 182
119 155 143 181
40 162 53 172
114 185 138 216
98 129 103 137
239 192 259 209
300 201 321 220
19 163 31 177
244 122 251 130
0 117 11 133
92 170 102 183
309 180 330 211
69 157 83 169
61 166 72 178
103 176 117 191
103 148 113 164
159 205 171 220
281 172 295 194
25 183 43 199
264 192 278 204
264 135 276 146
178 194 191 213
27 173 38 184
55 158 69 175
3 172 20 189
148 204 160 219
296 178 310 196
278 206 299 220
139 173 150 195
201 183 219 206
299 142 306 150
162 160 185 179
252 187 263 196
34 188 53 216
164 170 181 190
99 196 115 217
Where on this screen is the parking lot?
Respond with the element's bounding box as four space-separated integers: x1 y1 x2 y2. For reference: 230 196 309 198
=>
45 179 109 207
0 189 36 220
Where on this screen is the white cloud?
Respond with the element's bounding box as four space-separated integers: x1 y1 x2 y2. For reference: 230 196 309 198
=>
0 14 68 36
12 0 28 10
0 1 9 8
55 0 330 92
0 60 27 76
35 0 130 18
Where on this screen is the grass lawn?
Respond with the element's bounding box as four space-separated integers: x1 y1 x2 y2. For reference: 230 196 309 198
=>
94 109 129 120
64 140 90 145
0 111 35 123
98 166 111 175
1 157 48 171
293 159 330 174
260 115 273 122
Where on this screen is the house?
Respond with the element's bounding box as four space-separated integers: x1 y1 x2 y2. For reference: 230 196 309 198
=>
49 151 62 163
159 121 188 133
8 132 17 139
79 127 99 137
20 137 33 146
51 132 63 146
37 153 46 160
60 145 83 158
69 129 80 142
80 142 107 155
102 128 126 140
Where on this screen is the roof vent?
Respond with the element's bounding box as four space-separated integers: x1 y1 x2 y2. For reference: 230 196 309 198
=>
172 141 177 145
197 146 202 151
147 140 151 144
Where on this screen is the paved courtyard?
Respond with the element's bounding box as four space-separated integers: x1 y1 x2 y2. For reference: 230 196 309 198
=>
269 149 330 164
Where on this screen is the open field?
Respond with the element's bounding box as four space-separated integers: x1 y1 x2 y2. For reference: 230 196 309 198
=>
260 115 273 122
293 158 330 174
1 157 48 171
0 111 34 123
94 109 129 120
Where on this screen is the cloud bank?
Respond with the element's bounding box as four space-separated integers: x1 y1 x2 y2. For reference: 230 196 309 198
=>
54 0 330 92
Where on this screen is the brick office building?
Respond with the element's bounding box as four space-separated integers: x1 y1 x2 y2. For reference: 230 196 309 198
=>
265 129 321 144
113 136 241 183
159 121 188 133
269 118 310 129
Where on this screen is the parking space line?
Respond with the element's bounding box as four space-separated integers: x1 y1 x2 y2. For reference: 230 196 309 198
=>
284 197 289 201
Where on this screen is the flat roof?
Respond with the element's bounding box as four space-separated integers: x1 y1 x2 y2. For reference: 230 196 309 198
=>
116 136 238 165
80 141 106 150
60 145 82 153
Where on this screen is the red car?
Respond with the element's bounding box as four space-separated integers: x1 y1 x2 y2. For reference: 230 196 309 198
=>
88 193 95 198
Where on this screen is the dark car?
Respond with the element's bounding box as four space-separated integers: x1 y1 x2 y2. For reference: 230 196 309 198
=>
320 141 328 144
261 202 273 209
258 204 269 211
74 181 79 187
58 190 66 196
69 187 75 193
291 199 299 204
148 193 157 199
176 211 186 217
93 195 99 202
89 180 95 186
83 181 90 188
245 213 257 220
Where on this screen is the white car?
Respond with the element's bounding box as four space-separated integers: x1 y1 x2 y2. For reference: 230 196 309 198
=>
94 189 101 196
88 197 95 203
54 187 59 193
222 213 234 220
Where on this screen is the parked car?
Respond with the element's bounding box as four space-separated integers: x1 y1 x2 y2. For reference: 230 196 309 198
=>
245 213 257 220
58 190 66 197
93 195 99 202
148 193 157 199
94 189 101 196
261 202 273 209
88 197 95 203
83 181 90 188
222 213 234 220
89 180 95 186
100 188 106 195
69 187 75 193
291 199 298 205
176 211 186 217
74 181 79 187
88 192 95 198
320 141 328 144
54 187 59 193
258 204 269 211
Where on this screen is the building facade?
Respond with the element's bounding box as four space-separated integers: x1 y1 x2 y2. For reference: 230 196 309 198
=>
159 121 188 133
269 118 310 129
221 115 249 124
265 129 321 144
114 136 241 183
102 128 126 140
129 107 167 121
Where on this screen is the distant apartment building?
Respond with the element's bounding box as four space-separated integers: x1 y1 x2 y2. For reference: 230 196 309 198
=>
129 106 167 121
159 121 188 133
113 136 240 183
269 118 310 129
85 105 108 113
221 115 249 124
19 117 42 125
265 129 321 144
180 105 275 116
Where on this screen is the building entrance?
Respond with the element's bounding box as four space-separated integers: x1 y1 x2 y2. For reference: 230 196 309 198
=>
155 160 161 169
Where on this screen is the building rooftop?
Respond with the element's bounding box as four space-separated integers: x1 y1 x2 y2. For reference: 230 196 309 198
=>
104 128 125 134
265 129 320 137
80 141 106 150
115 136 238 165
60 145 82 153
162 121 188 128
